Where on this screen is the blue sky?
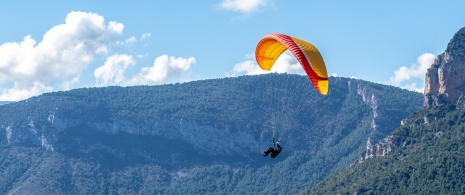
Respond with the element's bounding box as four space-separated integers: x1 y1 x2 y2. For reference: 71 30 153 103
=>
1 0 465 101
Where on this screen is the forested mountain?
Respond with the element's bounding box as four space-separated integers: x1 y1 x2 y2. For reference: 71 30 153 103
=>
0 74 422 194
304 26 465 195
304 103 465 194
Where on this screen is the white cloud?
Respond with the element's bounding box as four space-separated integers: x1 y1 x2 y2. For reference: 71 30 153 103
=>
94 54 135 86
108 21 124 34
226 60 265 77
331 73 338 77
227 52 305 76
127 55 196 85
0 11 124 101
387 53 436 92
399 82 424 93
63 76 80 90
141 33 151 40
219 0 270 14
271 53 306 74
125 36 137 44
0 82 53 101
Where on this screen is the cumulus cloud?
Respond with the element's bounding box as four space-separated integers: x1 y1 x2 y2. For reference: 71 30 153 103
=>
0 82 53 101
387 53 436 92
94 54 136 86
227 52 305 77
127 55 196 85
271 53 306 74
219 0 270 14
227 60 264 76
0 11 124 101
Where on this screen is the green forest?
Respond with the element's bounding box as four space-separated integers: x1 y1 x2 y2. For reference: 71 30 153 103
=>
305 103 465 194
0 74 423 194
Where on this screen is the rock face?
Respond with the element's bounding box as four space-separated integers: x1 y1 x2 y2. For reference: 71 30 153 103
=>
424 27 465 108
355 27 465 164
355 135 396 164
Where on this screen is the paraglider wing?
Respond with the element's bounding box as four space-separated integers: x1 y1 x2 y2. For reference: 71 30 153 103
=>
255 33 328 95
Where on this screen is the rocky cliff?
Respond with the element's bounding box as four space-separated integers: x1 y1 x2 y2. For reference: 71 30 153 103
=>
424 27 465 108
355 26 465 164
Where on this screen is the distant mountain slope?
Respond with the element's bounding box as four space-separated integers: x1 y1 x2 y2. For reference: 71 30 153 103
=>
0 74 423 194
304 103 465 194
0 101 13 106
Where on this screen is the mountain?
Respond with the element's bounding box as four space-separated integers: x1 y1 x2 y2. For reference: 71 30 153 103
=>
0 74 422 194
305 26 465 195
304 103 465 194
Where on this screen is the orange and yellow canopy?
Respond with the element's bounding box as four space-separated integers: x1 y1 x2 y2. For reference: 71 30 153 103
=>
255 33 328 95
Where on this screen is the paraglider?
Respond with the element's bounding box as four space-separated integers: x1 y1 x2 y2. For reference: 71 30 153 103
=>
255 33 328 158
255 33 328 95
263 138 282 158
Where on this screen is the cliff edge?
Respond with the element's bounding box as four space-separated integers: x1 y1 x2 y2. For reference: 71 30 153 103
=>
424 27 465 108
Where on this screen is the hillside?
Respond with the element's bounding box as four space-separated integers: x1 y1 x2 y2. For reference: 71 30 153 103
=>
0 74 423 194
303 25 465 195
304 103 465 194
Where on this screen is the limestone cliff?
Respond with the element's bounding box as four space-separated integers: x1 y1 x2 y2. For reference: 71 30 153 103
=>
354 27 465 164
424 27 465 108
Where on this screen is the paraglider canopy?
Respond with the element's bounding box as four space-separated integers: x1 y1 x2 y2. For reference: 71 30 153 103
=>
255 33 328 95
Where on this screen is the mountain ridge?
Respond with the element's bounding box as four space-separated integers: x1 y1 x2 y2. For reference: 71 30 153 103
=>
0 74 423 194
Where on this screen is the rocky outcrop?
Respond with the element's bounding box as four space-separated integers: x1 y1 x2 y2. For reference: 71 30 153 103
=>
424 27 465 108
355 135 396 164
354 26 465 163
